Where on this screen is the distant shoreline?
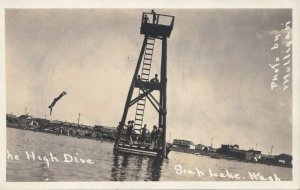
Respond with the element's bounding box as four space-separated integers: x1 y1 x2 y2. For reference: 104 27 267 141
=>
6 124 116 143
6 125 292 169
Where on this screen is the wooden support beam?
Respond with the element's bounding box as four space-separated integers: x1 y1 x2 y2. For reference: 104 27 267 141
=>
136 79 161 108
140 87 160 113
129 89 154 107
161 36 167 157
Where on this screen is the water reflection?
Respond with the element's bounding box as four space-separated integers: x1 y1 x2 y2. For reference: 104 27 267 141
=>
110 153 164 181
111 154 128 181
7 128 292 181
145 157 164 181
134 156 143 180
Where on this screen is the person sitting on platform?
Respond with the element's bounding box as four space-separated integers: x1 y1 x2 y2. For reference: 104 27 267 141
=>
126 121 134 145
140 124 149 145
150 74 159 83
150 125 158 146
166 144 173 159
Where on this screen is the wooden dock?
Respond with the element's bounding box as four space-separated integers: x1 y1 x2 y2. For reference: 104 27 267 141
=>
117 143 160 157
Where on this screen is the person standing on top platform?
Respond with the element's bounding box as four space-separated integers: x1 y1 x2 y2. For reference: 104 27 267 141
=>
143 14 150 24
151 10 157 24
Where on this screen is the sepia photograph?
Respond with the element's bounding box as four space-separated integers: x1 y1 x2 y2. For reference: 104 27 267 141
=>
1 1 300 189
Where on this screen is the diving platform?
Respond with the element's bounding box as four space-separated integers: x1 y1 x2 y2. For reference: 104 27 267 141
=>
117 143 160 157
140 12 175 38
135 80 162 91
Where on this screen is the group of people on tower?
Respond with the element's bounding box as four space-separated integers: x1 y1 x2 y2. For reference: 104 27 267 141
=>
125 120 164 148
143 10 158 24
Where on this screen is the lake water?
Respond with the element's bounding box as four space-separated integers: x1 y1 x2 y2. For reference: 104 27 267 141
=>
6 127 292 181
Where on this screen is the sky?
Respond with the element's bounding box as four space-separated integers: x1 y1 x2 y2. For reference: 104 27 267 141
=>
5 9 292 155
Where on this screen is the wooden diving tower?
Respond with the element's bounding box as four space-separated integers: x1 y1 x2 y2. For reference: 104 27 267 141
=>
114 11 175 158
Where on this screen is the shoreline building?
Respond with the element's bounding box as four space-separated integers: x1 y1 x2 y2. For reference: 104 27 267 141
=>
217 144 262 161
172 139 195 153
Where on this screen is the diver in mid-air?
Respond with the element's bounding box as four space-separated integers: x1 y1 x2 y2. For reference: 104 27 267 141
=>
49 91 67 115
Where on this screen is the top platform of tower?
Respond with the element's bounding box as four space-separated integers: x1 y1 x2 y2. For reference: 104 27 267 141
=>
140 12 175 38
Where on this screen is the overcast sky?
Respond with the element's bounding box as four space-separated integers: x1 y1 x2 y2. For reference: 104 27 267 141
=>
6 9 292 155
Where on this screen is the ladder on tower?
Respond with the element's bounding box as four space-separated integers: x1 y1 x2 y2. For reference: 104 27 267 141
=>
134 36 155 129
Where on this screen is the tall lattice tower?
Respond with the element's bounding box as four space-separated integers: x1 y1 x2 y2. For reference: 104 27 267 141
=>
114 11 175 158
